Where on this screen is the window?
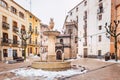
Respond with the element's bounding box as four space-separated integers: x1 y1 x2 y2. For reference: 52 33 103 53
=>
99 3 103 13
29 38 32 43
3 33 8 43
2 16 7 22
13 21 18 32
76 7 78 12
98 35 102 42
0 0 8 9
98 14 102 20
3 49 8 57
35 38 37 44
70 12 72 16
21 25 25 30
13 21 17 27
13 50 17 57
21 25 26 34
60 39 63 44
13 35 17 44
76 16 78 23
30 15 32 18
11 6 17 14
19 12 24 19
68 29 72 34
84 1 87 6
99 25 102 30
75 37 78 43
84 11 87 20
29 23 32 31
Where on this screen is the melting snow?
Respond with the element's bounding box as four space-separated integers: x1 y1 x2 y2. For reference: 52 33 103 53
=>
10 68 87 80
95 59 120 63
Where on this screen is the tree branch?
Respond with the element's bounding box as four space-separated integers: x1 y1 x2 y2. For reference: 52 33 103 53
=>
105 25 115 37
117 33 120 37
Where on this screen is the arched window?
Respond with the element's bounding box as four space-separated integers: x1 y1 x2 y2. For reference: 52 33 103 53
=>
60 39 63 44
0 0 8 9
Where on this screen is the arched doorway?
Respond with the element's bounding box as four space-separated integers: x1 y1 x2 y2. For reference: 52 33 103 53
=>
56 50 62 60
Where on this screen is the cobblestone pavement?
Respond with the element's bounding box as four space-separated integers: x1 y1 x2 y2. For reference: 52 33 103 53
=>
0 58 120 80
65 58 120 80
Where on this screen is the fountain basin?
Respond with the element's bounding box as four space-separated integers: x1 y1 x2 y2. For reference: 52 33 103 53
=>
31 61 71 71
43 31 60 36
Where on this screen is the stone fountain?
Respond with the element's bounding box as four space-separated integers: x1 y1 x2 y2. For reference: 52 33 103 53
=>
32 18 71 71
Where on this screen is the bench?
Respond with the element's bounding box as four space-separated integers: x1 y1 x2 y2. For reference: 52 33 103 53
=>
13 57 24 62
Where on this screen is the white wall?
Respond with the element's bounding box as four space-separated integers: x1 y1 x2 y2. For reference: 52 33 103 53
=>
66 0 111 57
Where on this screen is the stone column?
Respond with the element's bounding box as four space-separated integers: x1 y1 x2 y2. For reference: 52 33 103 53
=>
43 31 60 62
47 35 56 62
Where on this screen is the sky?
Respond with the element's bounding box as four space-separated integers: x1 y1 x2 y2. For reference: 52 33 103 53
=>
14 0 82 31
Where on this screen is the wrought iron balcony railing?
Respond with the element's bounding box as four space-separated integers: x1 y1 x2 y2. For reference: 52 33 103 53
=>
2 22 10 30
1 38 11 46
13 26 19 32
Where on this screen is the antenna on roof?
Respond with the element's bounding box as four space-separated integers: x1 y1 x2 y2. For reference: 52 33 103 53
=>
30 0 32 12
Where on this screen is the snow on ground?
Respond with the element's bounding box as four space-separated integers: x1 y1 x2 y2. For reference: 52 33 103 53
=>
4 78 11 80
10 68 87 80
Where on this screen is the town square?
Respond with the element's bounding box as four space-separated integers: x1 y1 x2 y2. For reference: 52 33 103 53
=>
0 0 120 80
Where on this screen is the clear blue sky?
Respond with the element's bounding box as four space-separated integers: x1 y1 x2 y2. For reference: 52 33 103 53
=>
14 0 82 31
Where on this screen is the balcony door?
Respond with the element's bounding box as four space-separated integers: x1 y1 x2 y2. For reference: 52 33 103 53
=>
3 33 8 43
13 35 17 44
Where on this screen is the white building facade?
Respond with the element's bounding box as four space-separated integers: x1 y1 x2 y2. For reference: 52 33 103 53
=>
66 0 111 57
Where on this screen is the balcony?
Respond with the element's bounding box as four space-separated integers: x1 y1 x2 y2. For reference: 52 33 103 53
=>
13 26 19 32
1 38 11 46
65 21 77 26
97 8 103 14
83 16 87 20
28 41 35 46
29 28 34 33
21 30 26 34
2 22 10 30
12 40 20 47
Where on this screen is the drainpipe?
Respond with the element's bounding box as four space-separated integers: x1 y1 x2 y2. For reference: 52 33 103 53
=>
70 32 72 59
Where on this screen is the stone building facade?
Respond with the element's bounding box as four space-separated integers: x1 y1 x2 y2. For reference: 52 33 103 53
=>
66 0 111 58
0 0 41 61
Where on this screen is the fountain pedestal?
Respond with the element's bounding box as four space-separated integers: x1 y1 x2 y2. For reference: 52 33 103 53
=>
43 31 60 62
31 19 71 71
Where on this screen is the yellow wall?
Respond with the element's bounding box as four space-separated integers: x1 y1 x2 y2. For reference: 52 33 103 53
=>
26 11 41 56
0 0 41 61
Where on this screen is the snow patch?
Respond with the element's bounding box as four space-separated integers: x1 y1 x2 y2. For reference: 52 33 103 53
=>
10 68 87 80
95 59 120 63
4 78 11 80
